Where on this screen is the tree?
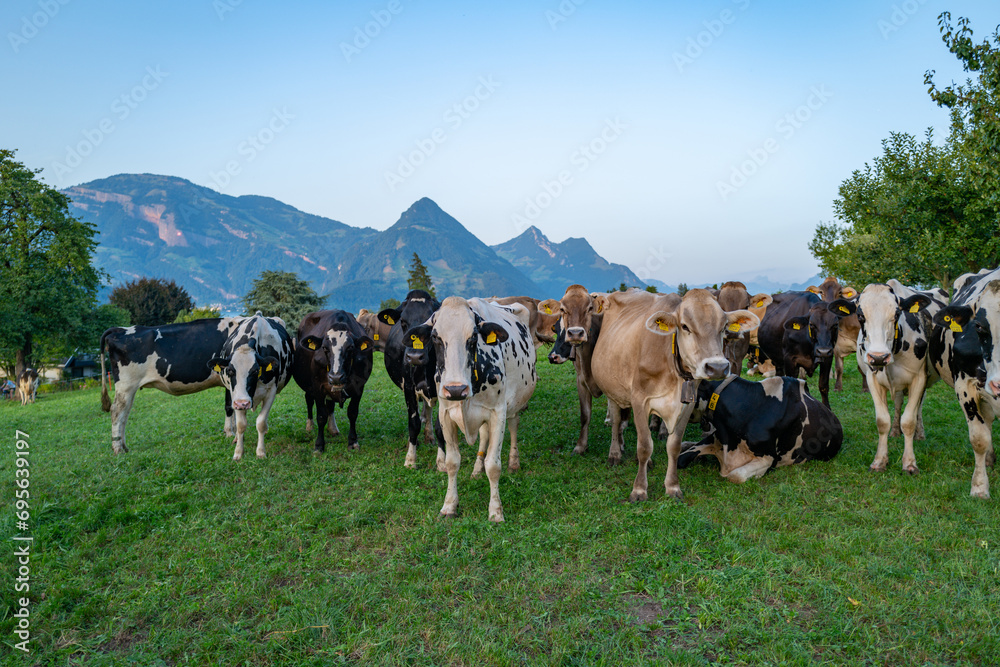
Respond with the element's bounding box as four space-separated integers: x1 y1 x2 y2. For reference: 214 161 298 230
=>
811 14 1000 293
379 298 401 311
677 283 689 296
0 149 103 378
110 277 194 326
644 285 658 293
407 252 436 297
174 305 222 323
242 270 324 331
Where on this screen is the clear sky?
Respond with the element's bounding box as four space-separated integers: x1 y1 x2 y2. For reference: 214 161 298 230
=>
3 0 997 287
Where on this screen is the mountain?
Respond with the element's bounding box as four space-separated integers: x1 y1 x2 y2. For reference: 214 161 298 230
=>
64 174 375 309
492 226 645 297
329 198 539 310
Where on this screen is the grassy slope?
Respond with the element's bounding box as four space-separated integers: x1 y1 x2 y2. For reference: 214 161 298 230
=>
1 355 998 666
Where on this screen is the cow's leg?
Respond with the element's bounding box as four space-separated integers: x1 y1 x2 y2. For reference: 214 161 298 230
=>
727 455 775 483
313 398 329 453
253 390 278 459
608 401 625 466
630 408 654 502
472 423 489 478
304 391 314 433
869 377 892 472
422 402 433 443
434 410 447 472
224 389 235 437
110 383 138 454
572 378 592 455
818 357 832 407
914 392 926 440
484 411 507 522
859 363 870 392
899 375 927 475
403 387 422 468
604 397 613 425
439 412 462 517
836 352 846 391
232 408 248 461
507 412 521 472
346 392 362 450
890 390 903 437
959 382 994 498
327 408 339 436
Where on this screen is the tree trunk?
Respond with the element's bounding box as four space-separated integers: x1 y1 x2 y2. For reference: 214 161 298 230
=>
14 332 31 380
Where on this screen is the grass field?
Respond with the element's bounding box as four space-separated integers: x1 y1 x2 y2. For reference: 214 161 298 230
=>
2 353 999 666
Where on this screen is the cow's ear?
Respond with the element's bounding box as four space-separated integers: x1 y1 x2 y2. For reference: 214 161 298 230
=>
899 294 931 314
258 356 279 382
593 294 609 314
479 322 509 345
784 316 810 332
828 299 856 317
208 357 229 373
748 293 772 310
301 335 323 351
644 311 678 336
725 309 760 334
538 299 560 316
934 306 974 333
378 308 401 326
806 285 822 296
404 325 432 349
840 286 858 299
356 336 375 354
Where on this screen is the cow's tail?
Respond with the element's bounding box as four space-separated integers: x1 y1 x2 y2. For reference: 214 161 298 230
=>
100 329 113 412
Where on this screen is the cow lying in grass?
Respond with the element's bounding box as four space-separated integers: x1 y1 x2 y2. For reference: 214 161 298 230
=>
678 375 842 482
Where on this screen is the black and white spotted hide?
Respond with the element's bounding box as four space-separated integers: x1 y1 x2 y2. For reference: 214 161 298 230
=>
208 312 293 461
404 296 537 522
678 376 842 482
929 268 1000 498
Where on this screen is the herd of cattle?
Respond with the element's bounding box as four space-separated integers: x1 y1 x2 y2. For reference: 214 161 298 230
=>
23 266 997 520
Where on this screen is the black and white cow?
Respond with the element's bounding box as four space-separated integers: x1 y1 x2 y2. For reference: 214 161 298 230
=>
18 368 40 405
836 282 944 474
208 313 294 460
678 375 842 482
404 297 537 522
930 267 1000 498
100 314 293 459
293 310 374 453
379 290 445 468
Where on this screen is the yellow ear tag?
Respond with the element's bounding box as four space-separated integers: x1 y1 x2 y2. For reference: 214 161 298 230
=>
756 300 764 308
360 341 368 351
728 323 740 333
486 332 497 344
265 363 273 372
385 315 395 325
793 323 802 330
213 364 221 372
949 320 963 333
839 306 850 314
543 306 552 314
708 393 720 411
411 335 424 350
307 341 317 350
909 303 919 313
657 318 669 332
373 333 379 340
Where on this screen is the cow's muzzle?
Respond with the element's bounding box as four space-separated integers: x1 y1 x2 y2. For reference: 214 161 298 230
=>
703 359 730 380
442 383 470 401
548 352 567 364
988 379 1000 398
866 352 891 368
233 399 252 411
565 327 587 344
815 346 834 358
405 348 427 366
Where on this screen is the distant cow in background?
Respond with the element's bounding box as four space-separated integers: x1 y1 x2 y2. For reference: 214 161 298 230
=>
678 375 842 482
293 310 374 452
357 309 392 352
716 282 772 374
492 295 558 347
18 368 40 405
807 277 861 391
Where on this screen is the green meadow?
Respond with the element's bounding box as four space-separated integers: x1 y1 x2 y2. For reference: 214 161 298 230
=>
1 353 998 666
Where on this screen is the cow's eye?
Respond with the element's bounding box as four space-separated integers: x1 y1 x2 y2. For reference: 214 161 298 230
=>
681 324 690 333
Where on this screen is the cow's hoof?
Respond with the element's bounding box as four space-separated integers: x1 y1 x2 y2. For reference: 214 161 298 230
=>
903 464 919 476
970 488 990 500
608 455 622 467
313 446 325 455
440 510 458 519
232 454 243 462
348 442 359 451
665 486 683 500
305 420 313 433
628 490 648 503
256 453 266 460
508 462 520 472
489 513 505 523
889 427 901 437
436 461 447 473
471 470 483 479
572 445 587 456
870 461 887 472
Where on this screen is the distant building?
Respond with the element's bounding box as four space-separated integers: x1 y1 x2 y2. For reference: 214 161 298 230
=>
61 354 99 379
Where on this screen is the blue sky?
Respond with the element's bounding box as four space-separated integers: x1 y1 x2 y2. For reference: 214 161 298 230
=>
3 0 997 287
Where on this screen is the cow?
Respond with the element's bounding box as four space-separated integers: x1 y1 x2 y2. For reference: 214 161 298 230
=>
403 296 537 521
756 291 854 408
18 368 40 405
590 288 759 500
834 283 942 475
929 267 1000 498
379 290 445 468
716 282 773 374
678 375 842 482
356 308 392 352
492 295 558 347
807 277 861 391
293 310 375 453
100 314 293 460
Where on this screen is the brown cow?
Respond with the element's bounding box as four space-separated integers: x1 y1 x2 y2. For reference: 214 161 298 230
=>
356 309 393 352
807 277 860 391
590 289 759 500
717 282 772 374
491 296 557 347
